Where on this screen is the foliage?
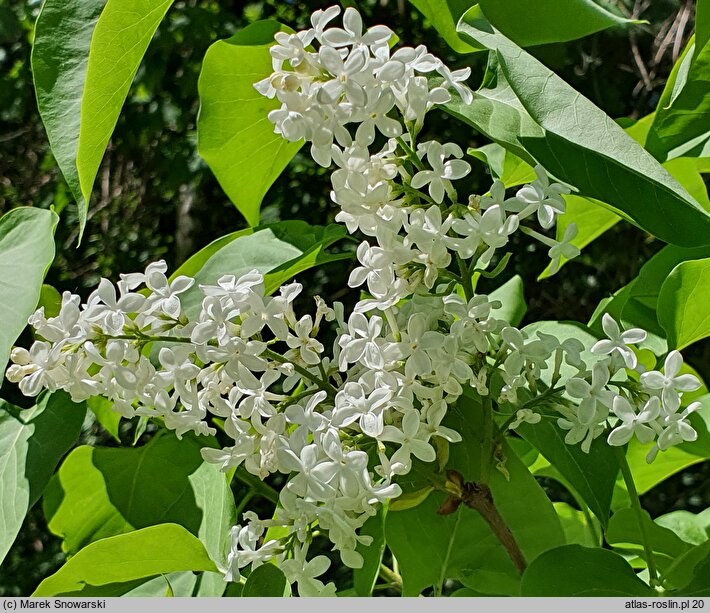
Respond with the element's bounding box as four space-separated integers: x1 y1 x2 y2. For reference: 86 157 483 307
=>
1 0 709 600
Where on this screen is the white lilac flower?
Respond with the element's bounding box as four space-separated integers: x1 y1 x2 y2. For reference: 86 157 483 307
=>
84 279 146 335
646 401 701 463
557 405 607 453
224 523 281 582
445 294 500 353
380 409 436 469
565 361 613 424
317 46 369 106
509 409 542 430
411 141 470 204
477 205 520 266
354 89 402 146
546 224 580 276
332 382 391 437
282 550 337 597
131 260 193 320
422 400 462 442
592 313 646 369
512 165 570 229
6 341 66 396
338 312 385 370
640 350 701 412
607 395 661 446
286 315 324 365
320 7 392 48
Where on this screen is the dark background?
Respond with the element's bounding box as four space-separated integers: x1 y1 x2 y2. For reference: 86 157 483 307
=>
0 0 707 595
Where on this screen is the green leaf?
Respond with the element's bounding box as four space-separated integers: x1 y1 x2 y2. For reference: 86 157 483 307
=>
658 257 710 350
33 524 217 596
43 433 236 563
606 508 691 575
664 541 710 593
520 545 654 596
86 396 121 443
388 486 434 511
539 195 620 279
353 506 387 596
31 0 107 231
409 0 636 52
451 587 483 596
589 244 710 354
197 21 303 226
492 151 536 188
407 0 482 54
455 12 710 248
475 0 638 47
242 564 288 597
385 493 515 596
538 115 679 279
656 509 710 547
516 407 618 528
443 73 542 167
553 502 600 548
0 392 86 564
449 400 566 563
620 443 708 502
663 157 710 211
468 143 536 187
37 284 62 319
73 0 174 238
622 112 656 146
676 549 710 596
170 229 253 280
99 570 226 597
489 274 526 327
177 221 349 317
647 30 710 162
385 399 564 596
0 207 58 377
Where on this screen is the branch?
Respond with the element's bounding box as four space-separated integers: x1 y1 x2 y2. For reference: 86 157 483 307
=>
439 470 527 574
463 482 527 574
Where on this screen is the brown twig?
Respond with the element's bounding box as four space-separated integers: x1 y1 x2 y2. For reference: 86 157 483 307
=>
438 470 527 575
630 29 653 91
0 127 32 143
464 483 526 574
653 12 682 65
672 1 692 62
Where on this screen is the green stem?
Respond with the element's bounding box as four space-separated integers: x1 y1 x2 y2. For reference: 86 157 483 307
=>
378 564 403 593
396 136 425 171
397 183 435 205
614 446 659 586
234 491 254 519
263 348 338 398
233 466 279 505
456 253 474 302
580 501 602 547
494 385 565 441
480 395 494 484
384 307 401 342
109 333 193 344
104 333 337 398
279 389 319 409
